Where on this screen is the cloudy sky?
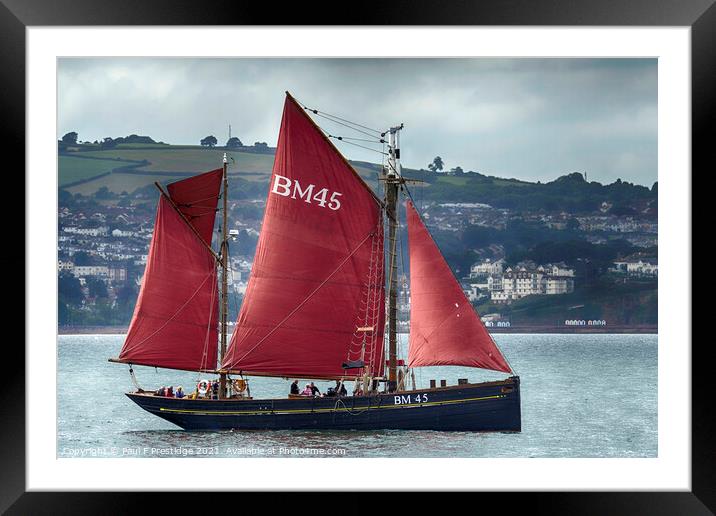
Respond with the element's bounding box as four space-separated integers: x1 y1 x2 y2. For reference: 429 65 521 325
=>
58 58 657 186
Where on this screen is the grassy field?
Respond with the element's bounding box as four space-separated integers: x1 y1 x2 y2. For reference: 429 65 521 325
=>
435 176 470 186
78 148 270 173
64 172 187 195
58 155 128 187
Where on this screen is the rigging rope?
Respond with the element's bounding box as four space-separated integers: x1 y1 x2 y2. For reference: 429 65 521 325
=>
294 98 383 136
326 134 388 155
128 365 143 392
346 216 384 378
334 135 386 144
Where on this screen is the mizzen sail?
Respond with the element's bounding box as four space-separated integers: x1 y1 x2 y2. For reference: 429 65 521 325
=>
221 94 385 378
117 171 222 371
406 201 512 373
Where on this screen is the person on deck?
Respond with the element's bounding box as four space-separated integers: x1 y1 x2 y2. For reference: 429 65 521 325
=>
175 386 185 398
290 380 300 395
211 380 219 400
301 384 313 396
337 381 347 397
310 382 321 397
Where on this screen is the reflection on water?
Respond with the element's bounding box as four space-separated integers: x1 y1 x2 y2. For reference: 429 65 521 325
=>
58 333 657 458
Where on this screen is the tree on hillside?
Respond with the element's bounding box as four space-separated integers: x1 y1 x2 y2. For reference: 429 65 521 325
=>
73 251 94 266
226 137 243 148
58 273 84 305
95 186 115 200
254 141 268 148
201 135 218 147
100 137 117 149
428 156 444 173
61 132 78 145
86 277 109 299
115 281 139 310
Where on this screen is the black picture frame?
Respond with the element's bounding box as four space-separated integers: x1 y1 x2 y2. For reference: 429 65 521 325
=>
4 0 706 513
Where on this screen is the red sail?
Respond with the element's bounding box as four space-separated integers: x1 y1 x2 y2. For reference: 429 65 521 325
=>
406 201 512 373
166 168 222 246
118 195 219 371
222 94 384 378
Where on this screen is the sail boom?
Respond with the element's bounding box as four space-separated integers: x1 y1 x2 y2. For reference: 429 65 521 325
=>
217 369 371 381
108 357 217 374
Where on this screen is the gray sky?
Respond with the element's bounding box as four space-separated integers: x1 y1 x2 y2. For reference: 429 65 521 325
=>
58 58 657 186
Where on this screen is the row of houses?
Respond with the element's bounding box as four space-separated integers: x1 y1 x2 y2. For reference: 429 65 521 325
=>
612 257 658 277
467 259 575 304
58 261 130 283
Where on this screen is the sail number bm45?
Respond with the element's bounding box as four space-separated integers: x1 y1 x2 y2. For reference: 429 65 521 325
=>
271 174 343 210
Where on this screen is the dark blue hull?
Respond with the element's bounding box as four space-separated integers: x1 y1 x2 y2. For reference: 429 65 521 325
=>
126 377 521 432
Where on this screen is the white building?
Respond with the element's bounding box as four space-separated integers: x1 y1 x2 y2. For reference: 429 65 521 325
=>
470 258 504 278
64 226 109 237
72 265 109 278
545 276 575 295
111 229 135 238
489 264 575 303
108 267 127 282
58 260 74 272
613 259 658 277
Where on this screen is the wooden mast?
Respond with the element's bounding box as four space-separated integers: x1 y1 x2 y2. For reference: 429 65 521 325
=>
385 124 403 392
219 154 229 398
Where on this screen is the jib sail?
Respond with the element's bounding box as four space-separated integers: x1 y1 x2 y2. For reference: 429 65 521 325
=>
406 201 512 373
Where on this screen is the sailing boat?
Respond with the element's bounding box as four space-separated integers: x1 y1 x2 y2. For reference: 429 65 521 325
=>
110 92 521 432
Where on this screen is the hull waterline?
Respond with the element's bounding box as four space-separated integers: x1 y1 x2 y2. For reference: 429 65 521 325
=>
126 377 521 432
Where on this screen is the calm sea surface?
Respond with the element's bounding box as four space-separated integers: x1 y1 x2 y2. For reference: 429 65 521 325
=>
58 333 657 458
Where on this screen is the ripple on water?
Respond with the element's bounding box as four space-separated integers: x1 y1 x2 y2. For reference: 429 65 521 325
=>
58 334 657 458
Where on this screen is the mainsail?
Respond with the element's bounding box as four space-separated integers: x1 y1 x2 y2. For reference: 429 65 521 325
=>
117 170 222 371
406 201 512 373
221 94 385 378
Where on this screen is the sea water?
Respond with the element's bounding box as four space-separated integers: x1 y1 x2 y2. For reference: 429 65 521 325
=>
57 333 657 458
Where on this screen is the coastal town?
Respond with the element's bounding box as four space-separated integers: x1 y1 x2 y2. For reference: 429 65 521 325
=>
58 182 658 331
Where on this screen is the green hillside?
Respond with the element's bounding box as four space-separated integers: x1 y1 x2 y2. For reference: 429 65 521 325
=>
59 145 378 195
59 143 656 218
58 155 128 187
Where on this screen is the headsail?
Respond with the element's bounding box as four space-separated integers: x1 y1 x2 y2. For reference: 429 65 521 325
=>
117 170 222 371
221 94 385 378
406 201 512 373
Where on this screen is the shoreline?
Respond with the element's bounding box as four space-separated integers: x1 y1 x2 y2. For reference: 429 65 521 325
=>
58 325 658 336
